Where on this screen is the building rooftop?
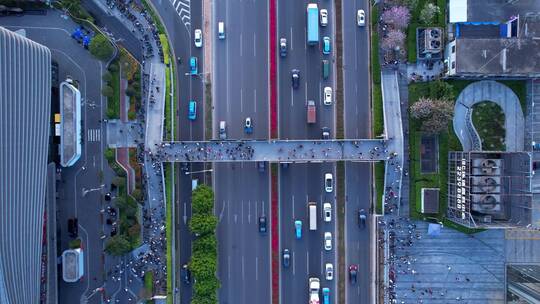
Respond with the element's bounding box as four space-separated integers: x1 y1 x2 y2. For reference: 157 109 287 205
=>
60 81 81 167
467 0 540 23
454 38 540 77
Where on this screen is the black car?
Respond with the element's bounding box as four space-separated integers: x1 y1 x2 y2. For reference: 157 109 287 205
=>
282 249 290 268
358 209 367 229
281 162 289 169
68 218 78 238
181 264 191 284
291 69 300 89
104 192 112 201
279 38 287 57
349 264 358 284
181 162 189 172
110 226 117 237
259 216 267 233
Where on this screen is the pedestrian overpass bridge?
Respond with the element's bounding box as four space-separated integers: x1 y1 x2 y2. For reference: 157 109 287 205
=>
151 139 397 162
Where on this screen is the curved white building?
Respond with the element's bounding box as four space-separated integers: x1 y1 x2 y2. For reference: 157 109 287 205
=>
0 26 51 304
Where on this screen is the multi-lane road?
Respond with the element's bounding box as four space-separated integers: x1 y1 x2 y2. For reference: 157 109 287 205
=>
342 0 373 303
277 0 338 303
213 0 271 303
154 0 372 302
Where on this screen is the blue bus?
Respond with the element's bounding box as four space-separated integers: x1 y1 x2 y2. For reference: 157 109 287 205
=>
307 3 319 45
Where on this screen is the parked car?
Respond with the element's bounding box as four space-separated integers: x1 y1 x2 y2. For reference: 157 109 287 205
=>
323 203 332 222
110 226 117 237
244 117 253 134
259 216 267 233
322 37 331 55
280 38 287 57
324 173 333 192
291 69 300 89
181 264 191 284
104 192 111 201
358 209 367 228
349 264 358 284
325 263 334 280
68 218 78 238
320 9 328 26
194 29 203 47
282 249 290 268
188 100 197 120
324 232 332 250
295 220 302 239
323 87 332 105
357 9 365 26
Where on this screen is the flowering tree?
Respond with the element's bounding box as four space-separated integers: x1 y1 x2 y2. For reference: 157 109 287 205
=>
381 30 406 50
420 3 441 25
410 97 454 134
381 6 411 29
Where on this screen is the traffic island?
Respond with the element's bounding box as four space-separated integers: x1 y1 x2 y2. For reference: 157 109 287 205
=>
270 163 279 304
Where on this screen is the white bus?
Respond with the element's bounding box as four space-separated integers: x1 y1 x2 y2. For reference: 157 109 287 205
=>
308 202 317 230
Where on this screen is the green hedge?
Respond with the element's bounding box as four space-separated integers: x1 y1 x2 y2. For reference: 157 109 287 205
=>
189 185 220 304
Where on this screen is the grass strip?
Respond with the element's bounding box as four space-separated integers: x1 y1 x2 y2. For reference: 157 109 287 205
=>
375 162 385 214
107 60 121 119
164 67 172 140
371 6 383 137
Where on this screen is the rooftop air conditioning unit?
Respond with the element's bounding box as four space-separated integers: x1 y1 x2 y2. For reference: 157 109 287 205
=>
424 27 443 52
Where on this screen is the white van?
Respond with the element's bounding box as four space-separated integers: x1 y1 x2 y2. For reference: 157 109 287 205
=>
219 121 227 139
218 22 225 39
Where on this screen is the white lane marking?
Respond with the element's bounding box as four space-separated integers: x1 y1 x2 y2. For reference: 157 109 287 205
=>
228 255 231 279
292 251 296 275
253 33 257 57
319 82 322 107
248 200 251 223
255 201 258 218
304 82 308 100
261 200 265 215
306 251 309 273
292 195 295 218
240 88 244 113
290 27 293 50
241 200 244 225
242 255 245 280
240 33 243 57
291 87 294 107
320 250 323 277
254 89 257 113
227 200 230 223
255 257 259 280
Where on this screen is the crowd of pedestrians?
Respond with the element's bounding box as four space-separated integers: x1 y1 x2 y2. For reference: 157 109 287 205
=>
149 140 396 162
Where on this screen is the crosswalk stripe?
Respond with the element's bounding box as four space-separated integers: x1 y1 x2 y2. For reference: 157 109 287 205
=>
87 129 101 142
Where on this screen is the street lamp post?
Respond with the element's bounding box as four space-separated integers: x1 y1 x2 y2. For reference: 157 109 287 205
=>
185 169 213 175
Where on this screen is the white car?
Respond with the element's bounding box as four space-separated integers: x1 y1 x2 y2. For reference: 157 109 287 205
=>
323 87 332 105
324 232 332 251
194 29 203 47
323 203 331 222
320 9 328 26
324 173 333 193
325 263 334 280
357 9 365 27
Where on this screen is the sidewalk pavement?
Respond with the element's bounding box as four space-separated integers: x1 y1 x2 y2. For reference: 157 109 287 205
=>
145 63 167 154
381 70 404 217
453 80 524 152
